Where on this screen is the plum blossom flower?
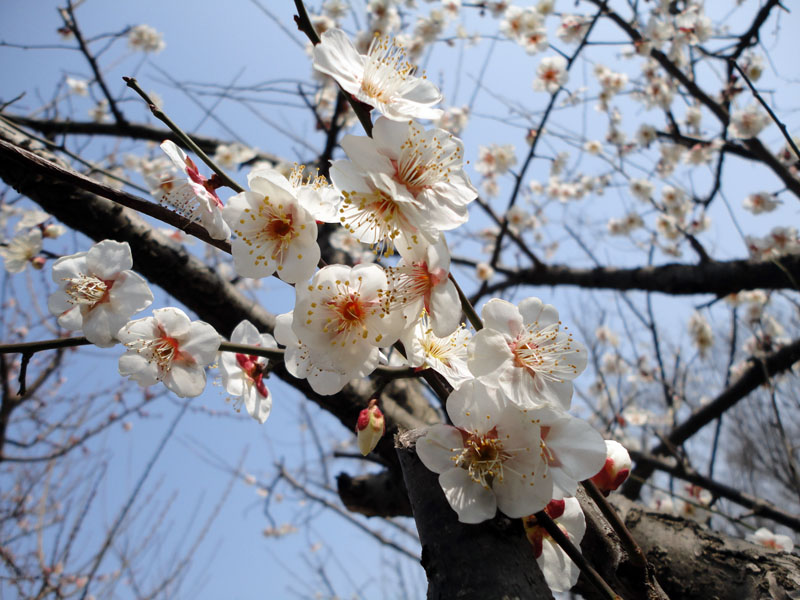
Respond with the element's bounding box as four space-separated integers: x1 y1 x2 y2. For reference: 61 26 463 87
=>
292 264 405 377
65 77 89 96
118 307 220 398
522 497 586 593
743 192 780 215
331 118 476 256
275 311 380 395
474 144 517 177
746 528 794 552
688 312 713 357
384 236 460 336
728 105 770 139
48 240 154 347
312 28 443 121
533 56 568 94
416 380 552 523
150 141 230 241
468 297 587 410
557 14 590 44
400 316 471 388
128 24 165 53
220 320 277 424
222 168 320 283
0 229 42 273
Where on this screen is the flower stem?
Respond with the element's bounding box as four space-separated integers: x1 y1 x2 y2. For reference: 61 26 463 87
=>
123 77 245 193
534 509 623 600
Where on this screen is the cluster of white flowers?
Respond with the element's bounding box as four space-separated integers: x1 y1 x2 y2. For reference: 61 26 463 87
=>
21 22 646 596
127 24 165 53
746 226 800 260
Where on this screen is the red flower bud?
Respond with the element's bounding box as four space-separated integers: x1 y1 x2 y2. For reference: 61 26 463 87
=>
356 398 385 456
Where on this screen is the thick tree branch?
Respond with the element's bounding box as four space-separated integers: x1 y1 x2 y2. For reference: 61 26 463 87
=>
478 255 800 297
2 114 282 166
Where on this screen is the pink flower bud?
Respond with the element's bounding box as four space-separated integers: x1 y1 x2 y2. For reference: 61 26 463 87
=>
356 399 385 456
590 440 631 495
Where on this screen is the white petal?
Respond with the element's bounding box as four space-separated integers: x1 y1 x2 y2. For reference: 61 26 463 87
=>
416 424 463 474
439 468 496 524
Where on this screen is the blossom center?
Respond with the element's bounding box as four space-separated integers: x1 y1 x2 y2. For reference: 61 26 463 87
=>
64 275 111 308
359 35 415 106
455 428 511 489
508 323 579 383
235 353 269 398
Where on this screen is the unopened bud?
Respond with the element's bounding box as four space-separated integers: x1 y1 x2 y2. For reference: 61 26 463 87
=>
31 256 47 270
356 398 385 456
590 440 631 495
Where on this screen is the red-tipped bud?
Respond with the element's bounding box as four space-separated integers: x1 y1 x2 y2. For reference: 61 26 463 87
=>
356 399 385 456
590 440 631 495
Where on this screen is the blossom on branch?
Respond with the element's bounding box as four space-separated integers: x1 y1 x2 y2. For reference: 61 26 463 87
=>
222 168 320 283
48 240 154 347
330 118 477 257
312 28 443 121
275 311 380 395
400 316 471 388
416 380 551 523
522 497 586 592
385 235 461 337
220 320 277 424
117 307 220 398
468 297 587 410
150 141 230 241
533 56 569 94
292 264 404 380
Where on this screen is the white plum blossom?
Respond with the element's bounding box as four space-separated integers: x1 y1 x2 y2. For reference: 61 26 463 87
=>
400 316 471 388
475 262 495 281
117 307 220 398
746 528 794 552
292 264 405 377
0 228 42 273
128 24 165 52
523 498 586 592
557 14 590 44
222 168 320 283
331 118 477 256
220 320 277 424
435 105 470 136
468 297 587 410
533 56 568 94
150 141 230 241
416 380 552 523
689 312 714 357
728 105 771 139
743 192 780 215
275 311 380 395
48 240 154 347
630 178 655 202
475 144 517 177
385 236 460 336
213 143 257 169
311 28 442 121
65 77 89 96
